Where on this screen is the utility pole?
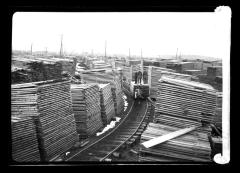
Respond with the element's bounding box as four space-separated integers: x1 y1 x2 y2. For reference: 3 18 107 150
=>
45 47 48 55
60 34 63 57
30 43 33 55
129 48 131 58
105 40 107 58
175 48 178 60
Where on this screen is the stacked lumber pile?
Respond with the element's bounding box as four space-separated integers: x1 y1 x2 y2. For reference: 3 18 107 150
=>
143 60 153 66
154 76 217 134
99 83 115 125
161 71 193 80
11 79 78 161
122 66 131 83
27 61 63 82
193 62 203 70
148 66 175 98
139 123 212 162
122 80 130 92
177 62 195 73
11 66 32 84
11 60 63 84
184 70 203 76
207 66 222 79
80 71 125 116
71 83 103 139
128 60 141 66
111 78 125 116
213 92 222 129
11 117 41 162
81 72 115 84
52 58 76 76
90 60 112 69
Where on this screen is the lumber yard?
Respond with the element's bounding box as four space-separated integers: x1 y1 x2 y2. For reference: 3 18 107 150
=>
11 51 223 164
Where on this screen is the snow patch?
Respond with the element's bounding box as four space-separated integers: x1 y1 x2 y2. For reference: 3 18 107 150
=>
96 117 121 136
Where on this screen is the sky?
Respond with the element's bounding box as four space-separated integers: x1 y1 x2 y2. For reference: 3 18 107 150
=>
12 12 229 58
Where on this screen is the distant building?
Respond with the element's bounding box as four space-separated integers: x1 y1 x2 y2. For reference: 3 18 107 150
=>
207 66 222 79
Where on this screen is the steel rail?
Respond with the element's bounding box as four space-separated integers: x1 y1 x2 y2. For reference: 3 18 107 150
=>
99 101 149 161
65 91 135 161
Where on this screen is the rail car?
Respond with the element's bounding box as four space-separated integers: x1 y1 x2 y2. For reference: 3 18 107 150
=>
129 81 150 100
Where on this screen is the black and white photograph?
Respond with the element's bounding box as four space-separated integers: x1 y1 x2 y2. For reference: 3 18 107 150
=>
10 7 231 165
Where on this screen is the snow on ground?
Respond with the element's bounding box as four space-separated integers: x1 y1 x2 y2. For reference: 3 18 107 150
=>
123 94 128 111
96 117 121 136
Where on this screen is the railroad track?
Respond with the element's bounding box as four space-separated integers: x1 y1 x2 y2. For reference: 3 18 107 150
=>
66 96 152 162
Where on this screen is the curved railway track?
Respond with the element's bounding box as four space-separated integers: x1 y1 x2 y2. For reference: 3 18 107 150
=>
66 90 152 162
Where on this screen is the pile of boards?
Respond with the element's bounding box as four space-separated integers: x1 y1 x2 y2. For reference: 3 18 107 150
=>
99 83 115 126
81 71 125 116
52 57 77 76
154 76 217 134
11 79 78 161
81 72 115 84
71 83 103 139
148 66 175 98
161 71 193 81
11 67 32 84
11 60 63 84
11 116 41 162
213 92 222 129
122 66 131 83
111 78 125 116
139 123 212 162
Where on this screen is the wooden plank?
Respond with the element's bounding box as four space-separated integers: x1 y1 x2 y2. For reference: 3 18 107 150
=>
142 126 198 148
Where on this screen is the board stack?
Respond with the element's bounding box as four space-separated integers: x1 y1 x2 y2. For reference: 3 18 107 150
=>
71 83 103 139
52 58 77 76
111 78 125 116
139 123 212 162
99 83 115 125
26 61 63 82
11 116 41 162
213 92 222 129
11 66 32 84
11 79 78 161
122 66 131 83
154 76 217 134
81 72 115 84
148 66 175 98
161 71 193 81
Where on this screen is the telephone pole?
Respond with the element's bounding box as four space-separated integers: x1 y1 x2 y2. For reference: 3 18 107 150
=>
60 34 63 57
129 48 131 58
175 48 178 60
30 43 33 55
105 40 107 58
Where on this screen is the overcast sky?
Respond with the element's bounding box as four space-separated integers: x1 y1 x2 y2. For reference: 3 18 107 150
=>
12 12 229 58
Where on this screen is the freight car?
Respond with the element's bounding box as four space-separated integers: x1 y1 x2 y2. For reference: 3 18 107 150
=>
129 81 150 99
